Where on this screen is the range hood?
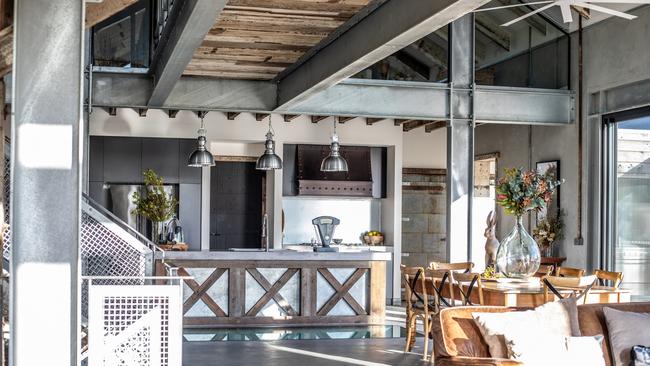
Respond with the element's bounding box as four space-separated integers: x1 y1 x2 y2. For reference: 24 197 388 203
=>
296 144 372 197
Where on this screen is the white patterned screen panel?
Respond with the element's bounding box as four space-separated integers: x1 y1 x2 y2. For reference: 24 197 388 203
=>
89 285 182 366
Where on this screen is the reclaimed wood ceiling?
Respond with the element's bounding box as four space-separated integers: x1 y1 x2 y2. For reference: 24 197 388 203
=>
184 0 375 80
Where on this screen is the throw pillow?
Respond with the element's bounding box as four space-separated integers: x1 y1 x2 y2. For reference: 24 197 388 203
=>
631 345 650 366
505 335 605 366
603 307 650 366
472 298 580 358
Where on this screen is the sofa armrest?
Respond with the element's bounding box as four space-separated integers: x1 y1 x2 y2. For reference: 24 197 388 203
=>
436 356 524 366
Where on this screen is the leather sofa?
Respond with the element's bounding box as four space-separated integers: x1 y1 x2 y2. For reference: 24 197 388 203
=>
430 302 650 366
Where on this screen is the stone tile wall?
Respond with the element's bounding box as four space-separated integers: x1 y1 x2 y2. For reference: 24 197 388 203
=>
401 169 446 268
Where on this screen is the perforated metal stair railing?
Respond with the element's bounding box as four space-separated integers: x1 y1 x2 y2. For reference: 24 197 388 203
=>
1 156 164 283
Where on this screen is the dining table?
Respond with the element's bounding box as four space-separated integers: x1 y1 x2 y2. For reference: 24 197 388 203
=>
418 276 631 308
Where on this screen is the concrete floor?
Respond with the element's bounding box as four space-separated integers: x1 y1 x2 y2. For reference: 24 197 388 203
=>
183 338 432 366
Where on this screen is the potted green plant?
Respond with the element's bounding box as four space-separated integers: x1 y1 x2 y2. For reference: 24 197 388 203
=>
495 168 562 278
131 169 178 244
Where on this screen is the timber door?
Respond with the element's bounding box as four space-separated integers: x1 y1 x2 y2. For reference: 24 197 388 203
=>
210 161 265 251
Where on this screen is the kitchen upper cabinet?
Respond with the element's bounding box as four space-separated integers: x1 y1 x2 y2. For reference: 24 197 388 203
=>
103 137 142 183
179 139 202 184
142 138 179 184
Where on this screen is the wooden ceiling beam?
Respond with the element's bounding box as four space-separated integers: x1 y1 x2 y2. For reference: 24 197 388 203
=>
255 113 270 121
425 121 447 133
475 13 511 51
403 120 435 132
168 109 179 118
283 114 299 122
137 108 148 117
394 119 414 126
227 112 241 120
311 115 328 124
106 107 117 116
366 118 384 125
337 116 354 124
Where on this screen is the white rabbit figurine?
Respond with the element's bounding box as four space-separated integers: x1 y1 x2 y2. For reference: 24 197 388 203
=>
484 211 500 268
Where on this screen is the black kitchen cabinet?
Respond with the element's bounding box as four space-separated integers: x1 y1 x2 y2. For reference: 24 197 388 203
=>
103 137 142 183
142 138 179 184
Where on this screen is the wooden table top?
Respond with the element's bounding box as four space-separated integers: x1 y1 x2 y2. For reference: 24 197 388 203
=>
417 276 630 307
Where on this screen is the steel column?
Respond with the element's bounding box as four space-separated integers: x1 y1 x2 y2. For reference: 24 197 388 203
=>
11 0 83 364
446 14 475 263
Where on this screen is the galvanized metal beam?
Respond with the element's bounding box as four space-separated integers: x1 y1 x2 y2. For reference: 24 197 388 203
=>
12 0 83 364
148 0 228 107
91 73 574 124
276 0 491 109
446 14 475 263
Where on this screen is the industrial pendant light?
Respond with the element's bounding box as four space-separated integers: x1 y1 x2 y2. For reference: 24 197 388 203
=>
321 117 348 172
256 115 283 170
188 114 215 168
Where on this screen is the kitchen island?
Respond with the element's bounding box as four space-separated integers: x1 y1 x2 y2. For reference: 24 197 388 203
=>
156 250 391 327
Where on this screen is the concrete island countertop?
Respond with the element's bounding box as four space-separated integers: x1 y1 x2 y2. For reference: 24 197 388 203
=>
156 249 392 261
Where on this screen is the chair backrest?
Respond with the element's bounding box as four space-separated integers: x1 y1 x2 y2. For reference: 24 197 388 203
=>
401 265 428 311
593 269 623 288
535 264 553 277
556 266 585 278
543 274 597 304
449 272 484 306
425 268 454 309
430 262 474 273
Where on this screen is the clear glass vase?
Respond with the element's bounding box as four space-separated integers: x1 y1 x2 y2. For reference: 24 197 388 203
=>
496 216 541 278
151 221 165 244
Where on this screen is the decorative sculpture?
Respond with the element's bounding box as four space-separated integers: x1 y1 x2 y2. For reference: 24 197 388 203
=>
484 211 499 268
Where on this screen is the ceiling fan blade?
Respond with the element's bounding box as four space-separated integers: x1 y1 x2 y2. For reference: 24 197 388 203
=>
473 1 553 13
502 2 557 26
574 2 638 19
560 2 573 22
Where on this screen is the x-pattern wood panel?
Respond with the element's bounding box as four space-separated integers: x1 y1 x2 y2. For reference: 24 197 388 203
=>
178 267 228 317
246 268 299 316
317 268 368 316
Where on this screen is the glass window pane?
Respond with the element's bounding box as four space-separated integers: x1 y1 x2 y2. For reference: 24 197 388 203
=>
475 2 569 89
616 117 650 300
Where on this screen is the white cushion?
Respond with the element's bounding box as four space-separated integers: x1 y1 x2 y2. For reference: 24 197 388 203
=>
472 298 580 358
506 335 606 366
603 307 650 366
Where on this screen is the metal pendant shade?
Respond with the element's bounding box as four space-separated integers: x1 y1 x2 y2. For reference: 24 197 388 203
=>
256 116 283 170
321 118 348 172
256 132 283 170
188 118 215 167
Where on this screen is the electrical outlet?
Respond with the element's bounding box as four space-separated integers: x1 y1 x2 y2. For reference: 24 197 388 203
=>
574 237 584 246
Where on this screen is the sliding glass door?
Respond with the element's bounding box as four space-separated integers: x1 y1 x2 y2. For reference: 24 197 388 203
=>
604 109 650 300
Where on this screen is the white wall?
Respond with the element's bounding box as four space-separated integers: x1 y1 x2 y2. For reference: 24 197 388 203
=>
402 128 446 169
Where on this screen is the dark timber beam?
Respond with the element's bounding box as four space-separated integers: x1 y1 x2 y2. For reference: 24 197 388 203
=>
425 121 447 133
227 112 241 120
283 114 299 122
403 120 433 132
148 0 228 107
337 116 354 124
276 0 491 109
255 113 270 121
168 109 179 118
311 116 328 124
366 118 384 125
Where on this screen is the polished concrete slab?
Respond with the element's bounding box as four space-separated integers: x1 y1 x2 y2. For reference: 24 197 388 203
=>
183 338 432 366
